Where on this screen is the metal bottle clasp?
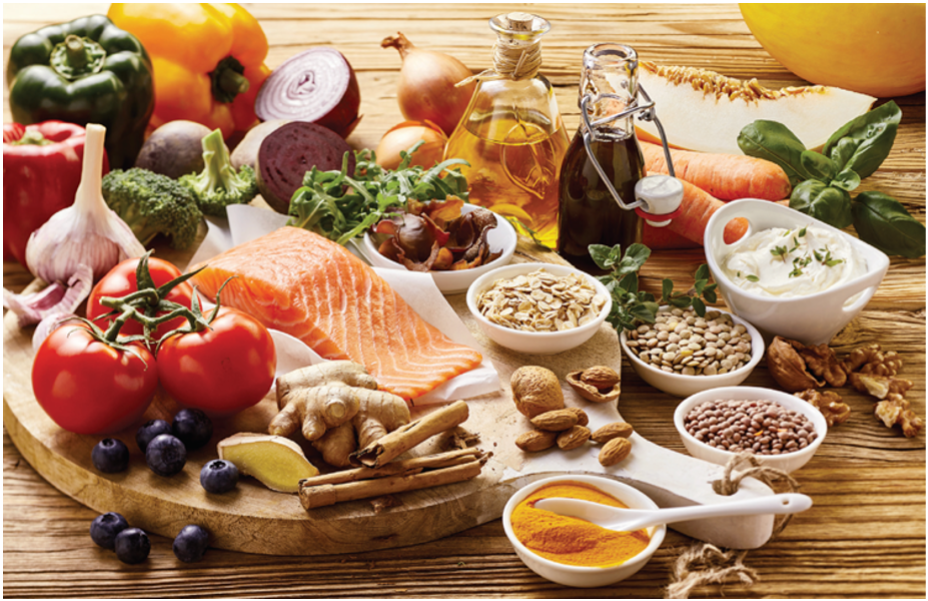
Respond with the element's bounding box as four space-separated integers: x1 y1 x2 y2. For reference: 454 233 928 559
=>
580 84 679 221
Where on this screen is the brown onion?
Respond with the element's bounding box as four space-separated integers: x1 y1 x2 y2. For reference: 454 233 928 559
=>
375 121 447 170
382 33 475 137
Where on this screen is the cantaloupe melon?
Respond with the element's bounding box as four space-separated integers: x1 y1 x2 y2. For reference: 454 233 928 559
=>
740 3 925 98
632 62 876 156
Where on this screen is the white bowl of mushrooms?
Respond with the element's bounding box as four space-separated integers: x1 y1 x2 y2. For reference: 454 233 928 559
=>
619 305 764 398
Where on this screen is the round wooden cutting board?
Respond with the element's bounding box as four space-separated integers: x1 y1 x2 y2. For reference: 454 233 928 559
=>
5 274 777 556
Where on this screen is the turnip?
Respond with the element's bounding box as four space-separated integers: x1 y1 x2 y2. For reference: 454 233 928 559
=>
135 121 212 178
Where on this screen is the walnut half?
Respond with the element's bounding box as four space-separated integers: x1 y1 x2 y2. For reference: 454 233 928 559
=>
875 395 924 438
767 337 825 392
795 389 851 427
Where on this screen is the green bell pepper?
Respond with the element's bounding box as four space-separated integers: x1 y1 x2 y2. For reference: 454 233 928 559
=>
6 14 154 169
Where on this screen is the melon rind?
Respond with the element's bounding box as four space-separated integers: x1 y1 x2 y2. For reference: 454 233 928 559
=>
632 63 876 155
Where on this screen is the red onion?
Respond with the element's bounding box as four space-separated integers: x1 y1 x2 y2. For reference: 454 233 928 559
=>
255 48 361 138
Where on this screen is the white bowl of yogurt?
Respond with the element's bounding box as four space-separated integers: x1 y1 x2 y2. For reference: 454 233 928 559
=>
704 199 889 345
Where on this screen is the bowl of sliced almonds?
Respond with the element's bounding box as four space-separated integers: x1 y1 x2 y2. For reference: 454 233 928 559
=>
465 263 612 355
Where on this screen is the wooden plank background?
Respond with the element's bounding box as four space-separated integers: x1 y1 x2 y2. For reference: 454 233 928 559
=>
3 3 925 598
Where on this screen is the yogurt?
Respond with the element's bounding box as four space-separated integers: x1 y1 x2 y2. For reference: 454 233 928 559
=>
722 225 867 300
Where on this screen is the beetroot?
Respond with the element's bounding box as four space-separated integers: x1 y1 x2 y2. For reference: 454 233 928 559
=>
255 48 362 139
256 122 355 214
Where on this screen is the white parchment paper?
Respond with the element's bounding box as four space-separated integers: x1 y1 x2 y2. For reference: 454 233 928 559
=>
188 205 501 405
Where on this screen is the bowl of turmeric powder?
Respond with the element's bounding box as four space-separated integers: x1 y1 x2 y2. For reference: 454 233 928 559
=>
503 475 666 588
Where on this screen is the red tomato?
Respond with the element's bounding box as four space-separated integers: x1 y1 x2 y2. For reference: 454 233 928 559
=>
32 323 159 435
157 307 276 416
87 257 196 342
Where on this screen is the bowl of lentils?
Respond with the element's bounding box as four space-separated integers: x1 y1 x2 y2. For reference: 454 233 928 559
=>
619 306 764 397
674 386 828 473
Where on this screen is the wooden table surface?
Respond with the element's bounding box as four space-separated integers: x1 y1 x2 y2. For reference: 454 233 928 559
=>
3 4 925 598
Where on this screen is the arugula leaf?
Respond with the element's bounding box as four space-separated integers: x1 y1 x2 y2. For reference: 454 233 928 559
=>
852 191 926 258
287 145 470 245
824 101 902 179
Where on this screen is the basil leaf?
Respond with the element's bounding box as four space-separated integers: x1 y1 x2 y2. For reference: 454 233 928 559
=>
800 150 837 183
823 100 902 179
852 191 926 258
737 120 811 186
831 169 861 192
790 180 853 229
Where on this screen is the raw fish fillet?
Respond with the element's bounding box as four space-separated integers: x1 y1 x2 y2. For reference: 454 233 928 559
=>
191 227 483 400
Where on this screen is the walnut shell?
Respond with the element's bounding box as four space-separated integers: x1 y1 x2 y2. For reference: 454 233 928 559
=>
766 336 824 392
510 366 564 418
566 366 621 403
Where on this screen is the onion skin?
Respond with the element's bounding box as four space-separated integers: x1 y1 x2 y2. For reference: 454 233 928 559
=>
382 33 475 137
375 121 447 171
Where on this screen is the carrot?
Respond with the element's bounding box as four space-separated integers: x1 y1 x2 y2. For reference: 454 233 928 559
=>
641 142 792 201
660 178 749 246
641 224 701 249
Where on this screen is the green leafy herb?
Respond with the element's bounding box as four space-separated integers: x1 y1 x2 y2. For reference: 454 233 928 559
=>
590 243 717 331
823 101 902 179
789 180 853 229
798 226 807 238
736 120 812 186
851 191 926 258
800 149 837 184
287 142 469 246
745 274 760 282
770 245 789 261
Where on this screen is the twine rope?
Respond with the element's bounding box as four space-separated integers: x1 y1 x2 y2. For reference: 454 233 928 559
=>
456 38 542 87
664 452 801 599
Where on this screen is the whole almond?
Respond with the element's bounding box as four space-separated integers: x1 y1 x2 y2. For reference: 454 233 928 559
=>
556 425 591 450
530 409 579 432
599 437 632 466
565 407 589 427
591 422 634 443
516 430 558 452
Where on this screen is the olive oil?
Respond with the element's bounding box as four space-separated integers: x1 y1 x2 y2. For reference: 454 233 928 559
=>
445 112 570 248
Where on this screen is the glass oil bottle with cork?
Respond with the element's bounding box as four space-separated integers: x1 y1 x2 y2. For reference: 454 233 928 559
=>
557 43 682 272
444 12 570 248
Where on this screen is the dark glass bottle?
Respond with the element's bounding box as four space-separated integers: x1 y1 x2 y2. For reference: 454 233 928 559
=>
557 43 646 272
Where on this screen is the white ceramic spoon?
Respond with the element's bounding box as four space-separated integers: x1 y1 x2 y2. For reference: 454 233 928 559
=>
533 493 812 532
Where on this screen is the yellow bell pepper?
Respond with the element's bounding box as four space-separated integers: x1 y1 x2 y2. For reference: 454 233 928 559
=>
107 3 271 138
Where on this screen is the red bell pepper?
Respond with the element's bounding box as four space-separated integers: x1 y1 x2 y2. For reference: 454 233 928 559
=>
3 121 110 271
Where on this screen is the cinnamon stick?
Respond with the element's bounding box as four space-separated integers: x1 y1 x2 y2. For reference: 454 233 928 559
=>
350 400 470 468
300 458 484 510
299 448 483 486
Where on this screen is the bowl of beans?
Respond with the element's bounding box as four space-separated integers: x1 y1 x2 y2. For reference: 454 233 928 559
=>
619 306 764 397
673 386 828 473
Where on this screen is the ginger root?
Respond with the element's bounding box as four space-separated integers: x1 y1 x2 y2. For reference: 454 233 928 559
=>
217 433 319 493
270 362 411 467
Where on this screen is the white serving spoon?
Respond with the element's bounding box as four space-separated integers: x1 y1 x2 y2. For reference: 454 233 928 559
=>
533 493 812 532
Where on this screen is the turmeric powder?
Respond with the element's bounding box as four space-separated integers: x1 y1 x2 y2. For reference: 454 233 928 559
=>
510 481 650 568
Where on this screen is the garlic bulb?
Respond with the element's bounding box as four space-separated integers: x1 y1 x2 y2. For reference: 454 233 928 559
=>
3 124 144 348
25 123 145 282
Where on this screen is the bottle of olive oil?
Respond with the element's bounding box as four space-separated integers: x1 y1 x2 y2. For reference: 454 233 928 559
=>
444 12 569 248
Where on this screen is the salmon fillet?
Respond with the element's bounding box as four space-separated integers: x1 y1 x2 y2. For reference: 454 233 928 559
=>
191 227 483 400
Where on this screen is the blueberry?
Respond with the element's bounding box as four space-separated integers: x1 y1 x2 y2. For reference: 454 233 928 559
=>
90 512 129 550
136 419 172 452
145 434 187 477
172 408 213 451
200 459 239 494
92 438 129 473
172 524 210 563
114 527 151 564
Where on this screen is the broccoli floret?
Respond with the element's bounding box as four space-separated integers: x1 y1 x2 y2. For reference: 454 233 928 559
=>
101 168 203 250
179 129 258 217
